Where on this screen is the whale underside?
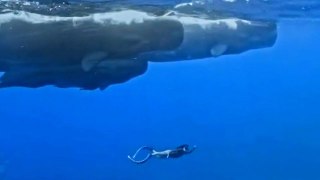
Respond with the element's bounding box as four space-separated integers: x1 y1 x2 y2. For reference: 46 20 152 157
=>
0 6 278 90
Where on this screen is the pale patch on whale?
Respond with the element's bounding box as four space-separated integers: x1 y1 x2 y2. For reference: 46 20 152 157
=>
0 10 158 26
174 16 251 30
210 44 228 57
81 52 108 72
0 9 252 31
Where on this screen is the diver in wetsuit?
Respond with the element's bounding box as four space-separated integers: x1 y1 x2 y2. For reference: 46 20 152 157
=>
128 144 196 164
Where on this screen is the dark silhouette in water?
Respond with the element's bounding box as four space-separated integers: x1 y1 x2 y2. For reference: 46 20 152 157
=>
128 144 196 164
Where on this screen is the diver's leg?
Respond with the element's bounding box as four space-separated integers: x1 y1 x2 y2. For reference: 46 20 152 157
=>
127 154 151 164
128 146 153 164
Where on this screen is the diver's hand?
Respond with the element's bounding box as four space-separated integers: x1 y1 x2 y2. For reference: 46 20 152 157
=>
190 145 197 152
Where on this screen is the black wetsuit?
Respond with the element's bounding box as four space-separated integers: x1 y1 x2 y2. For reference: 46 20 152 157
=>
168 144 194 158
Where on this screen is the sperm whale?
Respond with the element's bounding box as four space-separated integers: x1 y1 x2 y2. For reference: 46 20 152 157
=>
0 8 277 90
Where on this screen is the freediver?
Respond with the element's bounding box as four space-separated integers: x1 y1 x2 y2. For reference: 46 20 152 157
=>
128 144 196 164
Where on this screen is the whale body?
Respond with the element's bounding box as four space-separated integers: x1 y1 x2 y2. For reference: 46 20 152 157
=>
0 8 277 90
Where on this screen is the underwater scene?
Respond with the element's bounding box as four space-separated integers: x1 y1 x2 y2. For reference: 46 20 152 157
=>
0 0 319 179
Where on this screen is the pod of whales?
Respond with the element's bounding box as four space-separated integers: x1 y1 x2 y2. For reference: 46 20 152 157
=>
0 6 277 90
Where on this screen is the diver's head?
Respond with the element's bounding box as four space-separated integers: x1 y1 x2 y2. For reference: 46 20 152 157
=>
181 144 190 151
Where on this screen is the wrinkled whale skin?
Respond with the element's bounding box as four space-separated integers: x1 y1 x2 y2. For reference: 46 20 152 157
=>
0 9 277 90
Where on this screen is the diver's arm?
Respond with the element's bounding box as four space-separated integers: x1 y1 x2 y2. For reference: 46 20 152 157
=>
186 145 197 154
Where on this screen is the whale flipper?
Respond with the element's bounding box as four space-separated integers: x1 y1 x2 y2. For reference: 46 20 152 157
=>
210 44 228 57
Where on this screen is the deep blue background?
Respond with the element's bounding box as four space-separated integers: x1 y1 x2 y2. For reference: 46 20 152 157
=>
0 20 320 180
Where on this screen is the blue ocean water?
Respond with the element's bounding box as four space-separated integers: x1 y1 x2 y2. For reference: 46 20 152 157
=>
0 1 320 180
